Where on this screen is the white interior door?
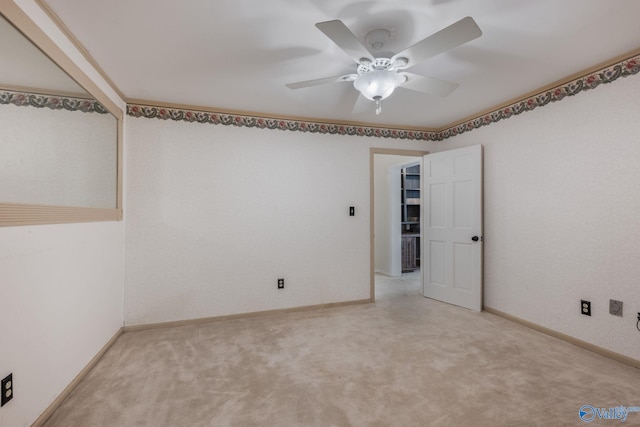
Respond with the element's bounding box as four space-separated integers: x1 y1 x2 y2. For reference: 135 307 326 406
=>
422 145 483 311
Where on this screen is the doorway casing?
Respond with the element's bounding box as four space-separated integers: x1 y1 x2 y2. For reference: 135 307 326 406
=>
370 148 429 302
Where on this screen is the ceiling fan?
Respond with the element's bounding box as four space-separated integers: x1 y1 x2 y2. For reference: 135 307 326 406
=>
286 17 482 115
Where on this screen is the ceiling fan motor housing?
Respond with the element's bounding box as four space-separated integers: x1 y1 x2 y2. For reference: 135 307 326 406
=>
357 57 392 74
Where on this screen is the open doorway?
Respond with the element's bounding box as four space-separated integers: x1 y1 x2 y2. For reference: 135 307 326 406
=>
370 148 428 301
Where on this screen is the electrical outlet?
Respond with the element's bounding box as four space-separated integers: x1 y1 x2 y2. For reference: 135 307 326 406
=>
609 299 623 317
349 206 355 216
1 373 13 407
581 300 591 316
277 278 284 289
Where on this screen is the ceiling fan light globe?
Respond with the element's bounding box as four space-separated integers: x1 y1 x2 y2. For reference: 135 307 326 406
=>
353 70 405 101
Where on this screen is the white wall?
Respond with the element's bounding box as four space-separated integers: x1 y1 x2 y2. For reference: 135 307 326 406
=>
0 223 124 427
0 2 125 426
125 119 429 326
435 74 640 361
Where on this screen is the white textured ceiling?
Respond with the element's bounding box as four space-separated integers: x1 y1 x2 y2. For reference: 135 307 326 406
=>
41 0 640 128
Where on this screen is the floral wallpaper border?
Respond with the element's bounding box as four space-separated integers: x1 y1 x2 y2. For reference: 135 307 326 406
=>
0 89 109 114
127 104 437 141
127 54 640 141
439 55 640 139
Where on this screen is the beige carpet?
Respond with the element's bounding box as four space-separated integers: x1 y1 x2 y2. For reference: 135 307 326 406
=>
44 277 640 427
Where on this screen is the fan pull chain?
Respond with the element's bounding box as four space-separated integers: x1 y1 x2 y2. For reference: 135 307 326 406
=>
375 97 382 115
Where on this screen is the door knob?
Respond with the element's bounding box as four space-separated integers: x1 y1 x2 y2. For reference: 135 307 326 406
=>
471 236 480 242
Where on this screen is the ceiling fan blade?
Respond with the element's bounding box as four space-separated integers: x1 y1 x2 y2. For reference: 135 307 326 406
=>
400 73 459 97
352 93 372 114
391 16 482 68
286 74 355 89
316 20 374 65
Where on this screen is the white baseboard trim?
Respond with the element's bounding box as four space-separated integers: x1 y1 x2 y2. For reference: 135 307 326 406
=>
31 328 124 427
484 306 640 369
124 298 372 332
